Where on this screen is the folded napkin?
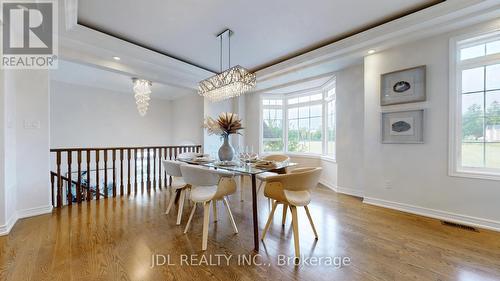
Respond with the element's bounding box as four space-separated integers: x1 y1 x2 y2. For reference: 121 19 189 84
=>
255 160 278 169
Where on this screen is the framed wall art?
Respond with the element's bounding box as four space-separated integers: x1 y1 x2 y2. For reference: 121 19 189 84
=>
382 109 424 144
380 65 426 106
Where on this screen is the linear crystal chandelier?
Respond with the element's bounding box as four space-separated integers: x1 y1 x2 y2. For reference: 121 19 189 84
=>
132 78 152 116
198 29 256 102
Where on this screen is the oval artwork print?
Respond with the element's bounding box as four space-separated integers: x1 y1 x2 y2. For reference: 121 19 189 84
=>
393 81 411 93
392 121 411 132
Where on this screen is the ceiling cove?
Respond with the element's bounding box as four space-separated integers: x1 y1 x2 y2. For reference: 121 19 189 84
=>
77 0 444 74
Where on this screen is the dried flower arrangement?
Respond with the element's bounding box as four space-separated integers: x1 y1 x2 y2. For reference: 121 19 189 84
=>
203 112 244 138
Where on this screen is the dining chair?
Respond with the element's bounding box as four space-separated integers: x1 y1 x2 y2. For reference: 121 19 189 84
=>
162 160 190 225
260 167 322 258
180 164 239 251
256 154 290 193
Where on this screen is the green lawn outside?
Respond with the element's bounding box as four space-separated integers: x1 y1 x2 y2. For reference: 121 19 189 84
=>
462 142 500 169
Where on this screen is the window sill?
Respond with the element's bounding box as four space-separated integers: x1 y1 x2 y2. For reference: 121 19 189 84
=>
449 169 500 181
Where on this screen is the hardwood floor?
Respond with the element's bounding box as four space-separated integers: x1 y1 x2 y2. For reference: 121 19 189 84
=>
1 182 500 281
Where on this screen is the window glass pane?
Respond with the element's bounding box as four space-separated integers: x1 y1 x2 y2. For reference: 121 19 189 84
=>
486 91 500 142
298 106 309 118
263 109 270 119
460 44 485 60
327 88 336 98
288 108 298 119
486 40 500 55
263 99 270 105
275 109 283 120
462 117 484 141
486 90 500 117
298 118 309 131
462 67 484 93
310 93 323 101
485 143 500 169
288 98 298 105
276 100 283 105
298 96 310 103
310 104 322 117
263 140 283 152
462 92 484 115
486 64 500 90
461 142 485 168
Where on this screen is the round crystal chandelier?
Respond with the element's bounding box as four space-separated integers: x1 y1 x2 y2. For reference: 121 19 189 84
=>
132 78 152 116
198 29 256 102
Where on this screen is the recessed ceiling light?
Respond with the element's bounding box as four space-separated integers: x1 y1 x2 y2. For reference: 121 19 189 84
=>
112 56 121 61
368 49 376 54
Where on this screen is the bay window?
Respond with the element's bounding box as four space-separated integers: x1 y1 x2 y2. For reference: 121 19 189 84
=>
260 78 336 158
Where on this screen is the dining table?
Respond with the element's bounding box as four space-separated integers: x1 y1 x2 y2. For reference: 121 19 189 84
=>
178 157 297 252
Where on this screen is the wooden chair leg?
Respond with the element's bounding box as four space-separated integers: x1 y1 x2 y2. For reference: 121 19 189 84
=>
282 204 288 226
290 206 300 258
176 189 185 225
213 200 218 222
165 191 176 214
202 201 211 251
184 203 197 233
304 205 318 239
223 197 238 233
262 200 278 240
240 175 244 202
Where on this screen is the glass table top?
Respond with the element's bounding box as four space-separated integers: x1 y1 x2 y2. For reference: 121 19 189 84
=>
177 158 297 175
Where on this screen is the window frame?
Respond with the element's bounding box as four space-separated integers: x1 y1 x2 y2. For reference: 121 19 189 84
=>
449 28 500 181
260 77 336 160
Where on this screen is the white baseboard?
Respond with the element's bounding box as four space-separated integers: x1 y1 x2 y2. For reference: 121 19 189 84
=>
363 197 500 232
17 205 53 219
319 180 364 198
0 205 53 236
0 213 18 236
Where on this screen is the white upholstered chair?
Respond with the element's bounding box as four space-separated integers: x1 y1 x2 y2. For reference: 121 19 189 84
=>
162 160 190 225
261 167 322 258
180 164 239 251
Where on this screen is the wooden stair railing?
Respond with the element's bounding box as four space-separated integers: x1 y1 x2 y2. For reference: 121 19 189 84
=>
50 145 202 208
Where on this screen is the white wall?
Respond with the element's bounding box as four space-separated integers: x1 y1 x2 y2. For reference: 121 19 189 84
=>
335 64 364 196
50 81 173 148
14 71 51 214
363 22 500 230
170 94 204 145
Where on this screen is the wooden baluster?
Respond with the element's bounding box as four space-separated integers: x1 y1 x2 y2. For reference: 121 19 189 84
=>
112 149 116 197
56 151 62 207
51 172 55 207
127 149 131 195
104 149 108 198
86 150 91 201
95 149 100 200
120 149 124 195
134 148 138 194
147 148 151 191
153 148 157 189
77 150 82 203
158 148 162 190
163 147 172 187
67 151 73 205
141 148 144 192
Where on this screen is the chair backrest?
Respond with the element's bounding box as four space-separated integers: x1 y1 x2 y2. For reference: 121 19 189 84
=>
180 164 220 187
162 160 183 177
263 154 290 162
180 164 237 199
268 167 322 192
